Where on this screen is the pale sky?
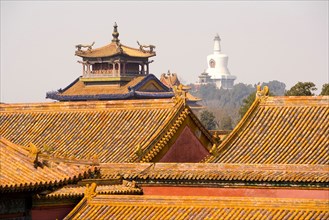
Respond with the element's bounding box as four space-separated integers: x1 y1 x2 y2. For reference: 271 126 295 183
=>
1 1 328 103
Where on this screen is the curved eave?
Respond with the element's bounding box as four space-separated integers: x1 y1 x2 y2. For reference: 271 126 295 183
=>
0 168 97 193
75 43 155 58
46 91 174 101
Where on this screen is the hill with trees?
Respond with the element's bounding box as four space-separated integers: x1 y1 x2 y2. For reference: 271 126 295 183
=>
189 80 286 130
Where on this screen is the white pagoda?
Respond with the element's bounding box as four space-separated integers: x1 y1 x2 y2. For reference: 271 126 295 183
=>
201 34 236 89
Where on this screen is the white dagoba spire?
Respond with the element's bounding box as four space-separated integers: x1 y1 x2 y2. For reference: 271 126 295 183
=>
213 34 221 54
205 34 236 89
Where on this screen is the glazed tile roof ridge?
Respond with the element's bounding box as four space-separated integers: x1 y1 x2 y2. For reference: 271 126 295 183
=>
132 103 214 163
0 138 98 193
99 163 329 185
1 99 199 163
205 95 329 164
75 42 155 58
0 98 176 112
64 194 329 220
259 95 329 106
41 181 142 199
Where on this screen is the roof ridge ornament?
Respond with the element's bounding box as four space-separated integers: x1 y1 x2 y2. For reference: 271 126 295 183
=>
172 84 187 106
75 41 95 52
135 144 143 157
112 22 120 43
137 41 156 53
256 85 269 101
28 143 45 169
84 182 97 200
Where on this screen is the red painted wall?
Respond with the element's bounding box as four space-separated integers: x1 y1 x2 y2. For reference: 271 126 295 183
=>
31 205 75 220
160 126 210 162
142 186 329 200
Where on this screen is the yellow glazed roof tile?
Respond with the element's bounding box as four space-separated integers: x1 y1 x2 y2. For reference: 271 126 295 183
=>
207 96 329 164
0 138 97 192
0 99 189 163
61 76 146 96
64 194 329 220
99 163 329 185
75 42 155 58
42 181 142 199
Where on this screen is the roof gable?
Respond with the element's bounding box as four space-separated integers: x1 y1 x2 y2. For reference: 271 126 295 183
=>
207 96 329 164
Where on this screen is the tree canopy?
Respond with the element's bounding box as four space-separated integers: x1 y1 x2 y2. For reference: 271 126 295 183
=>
189 80 286 129
238 91 256 119
320 83 329 95
200 110 217 130
285 82 317 96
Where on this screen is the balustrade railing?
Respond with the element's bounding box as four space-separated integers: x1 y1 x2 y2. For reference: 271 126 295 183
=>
83 71 145 78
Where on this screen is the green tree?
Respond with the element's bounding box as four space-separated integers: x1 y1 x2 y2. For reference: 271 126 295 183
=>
285 82 317 96
262 80 286 96
200 110 217 130
238 91 256 118
320 83 329 95
219 115 233 130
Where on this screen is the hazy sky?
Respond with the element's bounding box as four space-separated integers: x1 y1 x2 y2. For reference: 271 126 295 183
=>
1 1 328 103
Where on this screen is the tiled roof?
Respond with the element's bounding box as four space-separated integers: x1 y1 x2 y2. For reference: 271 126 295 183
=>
46 74 174 101
160 73 180 88
99 163 329 186
207 96 329 164
65 194 329 220
42 181 142 199
1 99 211 163
0 138 97 193
61 76 147 95
75 42 155 58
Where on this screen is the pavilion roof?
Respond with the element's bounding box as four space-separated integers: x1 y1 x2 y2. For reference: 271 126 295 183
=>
75 41 155 58
46 74 173 101
206 95 329 164
0 138 98 193
65 193 329 220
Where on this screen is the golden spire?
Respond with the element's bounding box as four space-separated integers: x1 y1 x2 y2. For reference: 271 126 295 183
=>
112 22 120 43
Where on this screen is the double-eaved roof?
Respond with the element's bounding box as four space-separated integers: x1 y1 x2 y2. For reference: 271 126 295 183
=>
206 95 329 164
65 193 329 220
0 138 97 193
0 98 213 163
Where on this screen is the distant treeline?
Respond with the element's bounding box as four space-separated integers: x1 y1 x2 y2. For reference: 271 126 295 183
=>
188 80 286 129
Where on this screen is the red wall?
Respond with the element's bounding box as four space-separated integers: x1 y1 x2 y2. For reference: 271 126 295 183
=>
31 205 75 220
142 186 329 200
160 126 210 162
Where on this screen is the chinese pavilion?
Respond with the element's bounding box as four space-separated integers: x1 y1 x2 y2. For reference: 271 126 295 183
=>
46 23 173 101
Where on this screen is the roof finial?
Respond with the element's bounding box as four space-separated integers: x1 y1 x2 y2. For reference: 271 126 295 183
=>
112 22 120 43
